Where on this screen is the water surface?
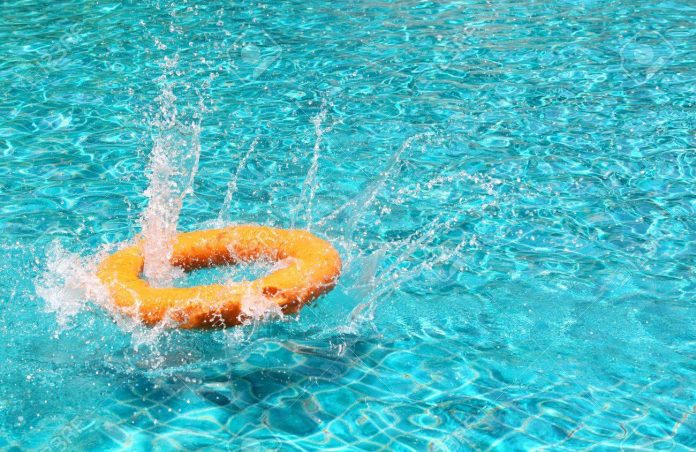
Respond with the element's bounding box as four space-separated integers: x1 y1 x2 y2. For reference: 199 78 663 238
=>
0 0 694 449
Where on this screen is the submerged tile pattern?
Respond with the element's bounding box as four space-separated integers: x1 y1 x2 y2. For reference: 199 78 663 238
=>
15 321 690 450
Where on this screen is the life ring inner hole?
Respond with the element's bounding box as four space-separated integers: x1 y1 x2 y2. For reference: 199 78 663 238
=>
141 253 290 289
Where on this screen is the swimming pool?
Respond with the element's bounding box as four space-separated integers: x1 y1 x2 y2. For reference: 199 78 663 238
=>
1 0 694 449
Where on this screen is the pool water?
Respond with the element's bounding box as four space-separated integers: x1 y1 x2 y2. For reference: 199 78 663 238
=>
1 0 695 449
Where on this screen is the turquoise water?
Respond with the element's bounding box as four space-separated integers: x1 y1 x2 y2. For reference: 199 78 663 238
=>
1 0 695 449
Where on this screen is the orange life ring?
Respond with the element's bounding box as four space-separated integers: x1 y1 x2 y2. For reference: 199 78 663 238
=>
96 225 341 329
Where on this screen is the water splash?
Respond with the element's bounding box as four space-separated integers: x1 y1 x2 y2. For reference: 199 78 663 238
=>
318 132 434 240
339 213 468 333
35 242 109 334
295 99 334 228
238 289 284 324
34 42 515 345
217 136 260 224
140 75 201 287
